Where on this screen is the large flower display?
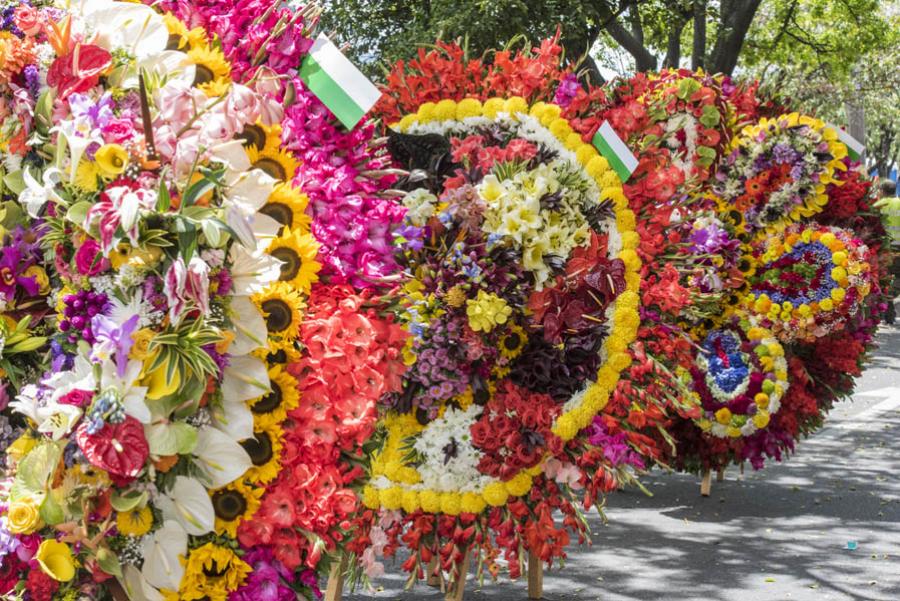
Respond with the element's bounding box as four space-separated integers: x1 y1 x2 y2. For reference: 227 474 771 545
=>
0 1 408 599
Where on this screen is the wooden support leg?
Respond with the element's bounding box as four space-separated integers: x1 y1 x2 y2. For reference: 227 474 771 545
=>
716 467 725 482
740 462 745 478
527 550 544 599
427 556 441 587
445 547 470 601
324 555 348 601
700 469 712 497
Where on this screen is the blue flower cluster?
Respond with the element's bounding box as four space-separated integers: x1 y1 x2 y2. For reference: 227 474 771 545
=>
703 330 750 395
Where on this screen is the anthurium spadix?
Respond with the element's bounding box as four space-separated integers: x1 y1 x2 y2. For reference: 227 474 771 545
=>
156 476 215 536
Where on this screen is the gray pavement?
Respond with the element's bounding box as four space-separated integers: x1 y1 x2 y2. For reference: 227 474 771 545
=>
348 320 900 601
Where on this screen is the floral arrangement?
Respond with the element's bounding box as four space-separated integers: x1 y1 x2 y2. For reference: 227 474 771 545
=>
0 1 410 600
355 95 641 583
744 224 874 342
714 113 848 233
688 318 788 438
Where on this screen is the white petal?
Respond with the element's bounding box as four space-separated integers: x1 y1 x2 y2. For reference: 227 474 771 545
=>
157 477 215 536
123 565 165 601
222 355 270 404
226 169 276 213
228 296 268 355
229 245 282 296
140 521 186 590
211 141 253 172
194 427 252 487
210 397 254 442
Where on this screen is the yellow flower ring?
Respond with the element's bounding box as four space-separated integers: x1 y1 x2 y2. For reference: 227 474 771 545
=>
716 113 848 235
363 97 641 514
742 223 873 342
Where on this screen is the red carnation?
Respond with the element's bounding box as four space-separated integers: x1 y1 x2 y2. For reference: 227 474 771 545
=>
47 44 111 97
75 416 149 482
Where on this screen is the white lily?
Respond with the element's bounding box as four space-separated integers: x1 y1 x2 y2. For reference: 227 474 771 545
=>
123 565 165 601
18 167 63 217
140 520 187 590
156 476 215 536
224 169 280 249
51 120 100 183
73 1 168 60
46 355 96 404
100 359 151 424
194 427 252 487
210 355 270 441
210 141 253 172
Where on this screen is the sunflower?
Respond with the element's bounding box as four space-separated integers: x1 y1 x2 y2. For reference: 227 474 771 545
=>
210 480 263 538
163 13 207 50
267 227 321 293
179 543 251 601
246 142 300 182
116 506 153 537
253 282 304 343
236 121 283 152
248 364 300 426
252 339 302 366
499 324 528 360
239 421 284 485
261 183 312 234
185 44 231 96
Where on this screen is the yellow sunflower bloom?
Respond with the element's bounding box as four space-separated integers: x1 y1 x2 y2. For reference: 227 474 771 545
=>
210 480 264 538
261 183 311 233
248 364 300 426
252 282 304 343
239 421 284 485
266 227 321 294
116 506 153 537
179 543 251 601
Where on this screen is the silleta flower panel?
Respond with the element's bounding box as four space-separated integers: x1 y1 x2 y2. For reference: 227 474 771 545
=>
362 98 641 514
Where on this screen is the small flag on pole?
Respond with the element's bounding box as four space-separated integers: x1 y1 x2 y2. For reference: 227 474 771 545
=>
591 121 638 182
299 34 381 129
829 124 865 161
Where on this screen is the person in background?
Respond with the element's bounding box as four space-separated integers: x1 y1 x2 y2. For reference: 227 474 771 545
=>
874 179 899 324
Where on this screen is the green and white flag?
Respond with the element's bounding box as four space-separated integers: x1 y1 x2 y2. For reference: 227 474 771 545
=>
299 34 381 129
829 123 865 160
591 121 638 182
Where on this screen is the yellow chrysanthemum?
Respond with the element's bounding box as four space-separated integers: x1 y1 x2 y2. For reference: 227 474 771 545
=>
248 364 300 426
116 506 153 537
74 160 100 192
179 543 251 601
239 421 284 485
266 227 321 294
186 44 231 96
211 480 264 538
247 143 300 182
253 282 304 342
260 183 311 233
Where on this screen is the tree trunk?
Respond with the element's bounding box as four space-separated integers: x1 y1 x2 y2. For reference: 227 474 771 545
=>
605 18 657 72
581 54 608 86
664 19 687 68
692 0 707 70
708 0 763 75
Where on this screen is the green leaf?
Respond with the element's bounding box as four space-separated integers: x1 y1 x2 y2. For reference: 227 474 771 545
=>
157 179 171 213
181 176 217 209
4 170 25 196
39 492 65 526
110 489 149 513
96 547 123 579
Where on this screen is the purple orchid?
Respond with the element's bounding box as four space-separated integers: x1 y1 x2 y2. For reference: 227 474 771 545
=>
0 247 38 301
90 314 140 377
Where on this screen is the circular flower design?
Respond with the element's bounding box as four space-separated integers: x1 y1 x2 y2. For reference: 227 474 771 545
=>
715 113 848 232
690 317 788 439
364 97 641 514
744 224 873 341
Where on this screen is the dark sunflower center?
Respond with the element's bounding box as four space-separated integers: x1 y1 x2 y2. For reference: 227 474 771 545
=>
193 64 215 86
165 34 183 51
503 333 521 351
261 299 293 332
267 349 288 364
240 432 274 466
739 258 752 272
252 383 283 414
212 489 248 521
236 124 267 149
202 559 231 579
253 158 287 181
260 203 294 229
271 247 302 282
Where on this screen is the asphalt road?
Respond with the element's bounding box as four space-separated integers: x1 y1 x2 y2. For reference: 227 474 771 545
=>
347 319 900 601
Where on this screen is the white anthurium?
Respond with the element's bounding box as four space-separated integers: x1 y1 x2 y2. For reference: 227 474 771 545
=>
224 169 277 249
156 476 215 536
229 244 282 296
74 0 169 60
194 427 252 488
209 394 254 442
18 167 63 217
122 565 165 601
228 296 268 356
113 50 195 90
140 520 187 591
100 359 151 424
210 141 253 172
222 355 270 405
225 204 258 249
